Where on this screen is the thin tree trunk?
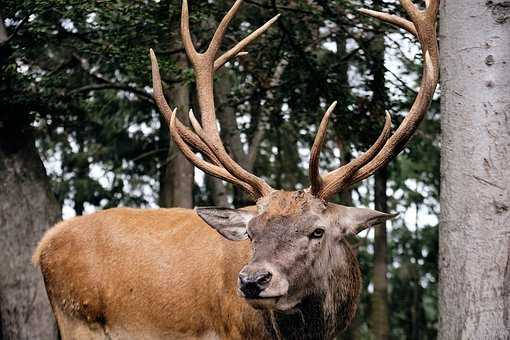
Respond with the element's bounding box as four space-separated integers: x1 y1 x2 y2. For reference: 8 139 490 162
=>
371 169 390 339
336 137 353 206
439 0 510 338
159 78 193 208
411 211 424 340
73 128 88 215
367 0 390 336
333 6 356 339
158 17 193 209
331 0 353 208
206 176 229 207
215 70 252 207
215 68 268 208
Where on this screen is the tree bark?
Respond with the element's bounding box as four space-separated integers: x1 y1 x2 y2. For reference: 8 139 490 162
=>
0 119 60 339
336 138 353 206
215 68 268 208
367 0 390 336
0 17 60 338
439 0 510 338
215 70 252 207
333 7 355 339
158 17 193 209
371 169 390 339
159 77 194 208
205 176 229 207
331 1 353 208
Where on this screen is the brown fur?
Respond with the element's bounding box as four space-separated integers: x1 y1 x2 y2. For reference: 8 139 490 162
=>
35 191 393 339
257 191 325 216
35 208 267 339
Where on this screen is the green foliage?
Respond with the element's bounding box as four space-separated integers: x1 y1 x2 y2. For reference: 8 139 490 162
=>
2 0 440 337
2 0 182 211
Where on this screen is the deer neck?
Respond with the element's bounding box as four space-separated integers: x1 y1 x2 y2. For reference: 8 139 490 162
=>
259 241 361 340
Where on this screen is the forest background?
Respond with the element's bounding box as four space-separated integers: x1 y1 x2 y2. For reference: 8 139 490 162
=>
1 0 441 338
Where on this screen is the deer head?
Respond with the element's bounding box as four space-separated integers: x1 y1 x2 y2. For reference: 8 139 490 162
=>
150 0 438 312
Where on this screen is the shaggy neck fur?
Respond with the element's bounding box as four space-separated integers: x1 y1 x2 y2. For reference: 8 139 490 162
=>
258 240 361 340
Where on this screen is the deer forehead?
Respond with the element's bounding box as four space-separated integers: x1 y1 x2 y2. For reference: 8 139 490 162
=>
256 190 327 216
248 214 322 236
245 190 329 237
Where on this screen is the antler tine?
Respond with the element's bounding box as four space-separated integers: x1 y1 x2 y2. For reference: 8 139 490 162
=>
400 0 422 21
188 109 204 137
149 49 173 123
192 0 279 139
317 113 392 199
426 0 440 17
214 13 281 70
207 0 244 57
150 49 224 166
346 53 436 187
187 108 274 197
358 9 417 37
177 122 223 166
309 0 439 200
309 102 337 195
308 106 391 198
168 109 259 198
180 0 198 64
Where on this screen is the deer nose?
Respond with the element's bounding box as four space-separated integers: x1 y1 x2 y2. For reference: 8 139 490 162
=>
238 271 272 298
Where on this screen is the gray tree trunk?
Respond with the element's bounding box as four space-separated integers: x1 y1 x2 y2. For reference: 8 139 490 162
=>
215 70 251 207
371 169 390 339
0 127 60 339
159 74 194 209
367 0 390 335
439 0 510 338
158 18 193 209
215 69 266 207
0 17 59 339
205 176 230 207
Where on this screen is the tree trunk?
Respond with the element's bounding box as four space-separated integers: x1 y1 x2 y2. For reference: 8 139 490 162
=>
215 70 254 207
159 79 194 208
336 138 353 206
371 169 390 339
439 0 510 338
0 18 60 338
205 176 230 207
0 119 60 339
367 0 390 336
158 18 193 209
333 6 355 339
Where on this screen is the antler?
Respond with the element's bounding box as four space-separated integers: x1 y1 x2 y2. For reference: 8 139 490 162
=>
308 0 439 200
150 0 280 199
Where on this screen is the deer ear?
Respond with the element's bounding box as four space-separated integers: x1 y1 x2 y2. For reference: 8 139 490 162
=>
195 207 256 241
339 206 398 235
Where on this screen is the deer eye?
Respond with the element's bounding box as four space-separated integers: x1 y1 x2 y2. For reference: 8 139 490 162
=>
310 228 325 239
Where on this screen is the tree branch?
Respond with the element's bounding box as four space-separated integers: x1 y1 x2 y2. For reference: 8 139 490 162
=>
247 122 265 170
0 15 29 46
68 83 155 104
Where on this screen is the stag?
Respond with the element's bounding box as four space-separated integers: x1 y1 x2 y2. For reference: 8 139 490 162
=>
34 0 439 339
